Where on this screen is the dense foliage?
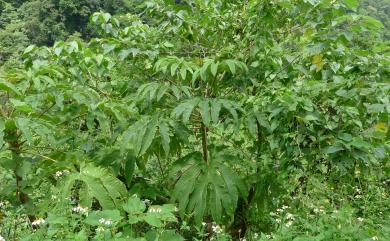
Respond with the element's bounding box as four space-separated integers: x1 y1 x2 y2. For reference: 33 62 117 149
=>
0 0 389 240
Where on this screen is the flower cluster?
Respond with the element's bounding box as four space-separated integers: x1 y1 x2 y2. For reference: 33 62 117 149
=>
211 223 223 234
96 227 105 232
99 218 112 226
72 205 88 215
0 200 9 208
148 207 162 213
31 218 46 226
54 170 70 178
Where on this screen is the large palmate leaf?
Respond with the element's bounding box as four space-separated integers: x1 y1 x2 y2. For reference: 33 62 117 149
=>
170 146 247 224
59 163 127 209
172 98 242 126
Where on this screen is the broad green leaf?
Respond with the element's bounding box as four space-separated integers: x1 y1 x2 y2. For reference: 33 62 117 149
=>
0 79 21 96
211 100 222 124
158 122 170 156
139 119 157 156
198 99 210 126
211 62 219 77
123 196 146 215
343 0 359 10
16 118 33 144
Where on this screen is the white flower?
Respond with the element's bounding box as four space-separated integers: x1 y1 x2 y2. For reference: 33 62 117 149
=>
211 224 223 234
265 234 272 239
96 227 105 232
270 212 276 216
144 199 151 204
202 222 207 226
54 170 70 178
148 207 162 213
72 205 88 215
99 218 112 226
31 218 46 226
0 201 7 208
357 217 364 222
276 208 283 213
0 235 5 241
372 236 379 240
275 218 281 223
286 213 294 220
282 205 289 210
254 233 258 239
174 206 179 212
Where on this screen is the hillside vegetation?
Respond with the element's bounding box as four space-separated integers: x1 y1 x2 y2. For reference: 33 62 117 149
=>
0 0 389 240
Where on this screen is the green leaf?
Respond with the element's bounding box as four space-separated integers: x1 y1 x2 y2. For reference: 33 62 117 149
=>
343 0 359 10
172 98 200 123
158 122 170 156
144 214 162 227
16 118 33 144
211 62 219 77
159 230 184 241
0 79 21 96
10 99 33 113
0 118 4 148
210 100 222 124
198 99 210 126
123 195 146 215
225 60 236 74
324 146 344 154
139 119 157 156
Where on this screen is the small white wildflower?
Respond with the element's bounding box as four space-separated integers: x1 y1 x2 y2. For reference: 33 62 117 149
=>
286 213 294 220
31 218 46 226
372 236 379 240
99 218 112 226
357 217 364 222
144 199 151 204
276 208 283 213
265 234 272 239
282 205 289 210
72 205 88 214
275 218 281 223
54 170 70 178
96 227 105 232
174 206 179 212
148 207 162 213
355 194 362 199
0 201 7 208
313 208 319 214
211 224 223 234
270 212 276 216
254 233 259 239
202 222 207 226
0 235 5 241
240 238 247 241
285 220 293 228
55 171 63 177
